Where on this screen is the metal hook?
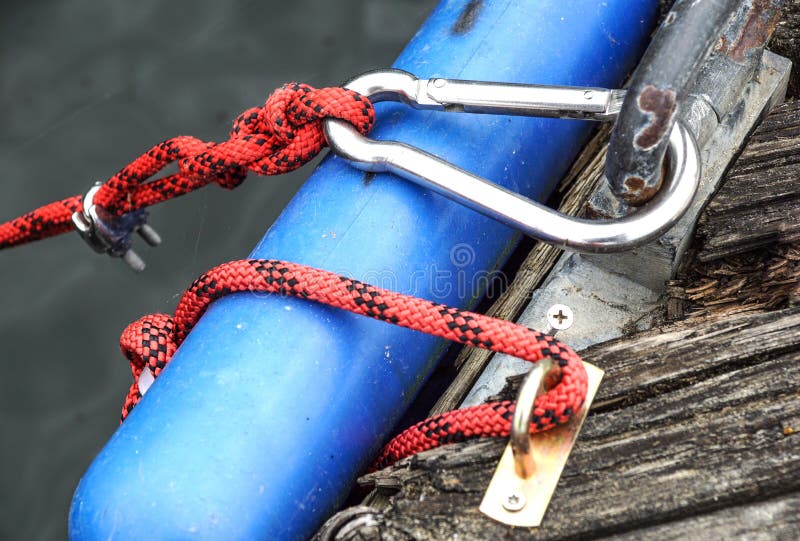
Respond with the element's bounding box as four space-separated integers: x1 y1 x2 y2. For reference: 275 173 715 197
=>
324 69 701 253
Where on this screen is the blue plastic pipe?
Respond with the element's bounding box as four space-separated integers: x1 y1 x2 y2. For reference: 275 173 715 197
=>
70 1 659 539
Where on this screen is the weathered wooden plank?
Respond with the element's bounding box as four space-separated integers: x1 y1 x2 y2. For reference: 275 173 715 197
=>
699 198 800 260
697 100 800 261
559 307 800 410
668 232 800 321
596 493 800 541
772 0 800 97
705 101 800 214
319 492 800 541
317 308 800 540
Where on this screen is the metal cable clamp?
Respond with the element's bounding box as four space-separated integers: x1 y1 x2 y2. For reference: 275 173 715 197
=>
324 69 701 253
72 183 162 272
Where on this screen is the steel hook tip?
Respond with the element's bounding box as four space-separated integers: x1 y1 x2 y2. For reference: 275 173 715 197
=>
324 69 701 254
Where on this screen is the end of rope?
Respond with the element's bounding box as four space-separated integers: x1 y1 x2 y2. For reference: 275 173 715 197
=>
72 182 162 272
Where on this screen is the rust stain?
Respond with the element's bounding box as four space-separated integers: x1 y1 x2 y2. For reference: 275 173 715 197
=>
622 156 668 206
623 176 645 192
582 202 613 220
634 85 677 151
622 175 662 205
452 0 484 35
717 0 780 62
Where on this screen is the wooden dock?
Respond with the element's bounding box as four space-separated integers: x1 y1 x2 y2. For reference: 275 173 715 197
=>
316 9 800 540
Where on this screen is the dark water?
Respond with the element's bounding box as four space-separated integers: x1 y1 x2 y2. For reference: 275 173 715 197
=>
0 1 434 538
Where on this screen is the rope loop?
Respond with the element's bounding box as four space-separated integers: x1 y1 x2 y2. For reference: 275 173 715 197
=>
118 258 589 471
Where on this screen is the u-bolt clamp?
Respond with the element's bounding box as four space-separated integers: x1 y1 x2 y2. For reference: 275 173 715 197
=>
72 183 162 272
324 69 701 253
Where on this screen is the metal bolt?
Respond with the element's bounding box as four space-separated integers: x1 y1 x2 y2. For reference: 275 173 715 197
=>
546 303 574 331
137 224 162 247
123 249 146 273
432 78 446 88
583 89 594 100
502 490 527 512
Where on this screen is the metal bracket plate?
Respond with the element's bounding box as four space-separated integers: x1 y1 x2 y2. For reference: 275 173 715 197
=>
480 362 604 527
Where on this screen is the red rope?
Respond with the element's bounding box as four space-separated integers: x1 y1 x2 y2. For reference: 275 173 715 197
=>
0 83 374 248
120 259 588 470
2 80 588 470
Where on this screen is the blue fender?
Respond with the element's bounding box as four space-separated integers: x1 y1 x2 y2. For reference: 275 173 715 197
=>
69 1 659 539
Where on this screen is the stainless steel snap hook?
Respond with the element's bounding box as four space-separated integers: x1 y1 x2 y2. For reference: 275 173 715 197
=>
323 69 701 253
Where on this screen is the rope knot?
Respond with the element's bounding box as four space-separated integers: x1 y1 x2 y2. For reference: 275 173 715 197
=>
183 84 375 184
2 81 375 247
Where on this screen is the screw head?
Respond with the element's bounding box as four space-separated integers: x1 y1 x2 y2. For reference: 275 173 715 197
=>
502 490 527 512
546 304 574 331
432 78 446 88
583 90 594 100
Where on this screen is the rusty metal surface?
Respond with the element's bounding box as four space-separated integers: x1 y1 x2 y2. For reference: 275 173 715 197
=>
606 0 739 206
718 0 781 63
598 0 783 217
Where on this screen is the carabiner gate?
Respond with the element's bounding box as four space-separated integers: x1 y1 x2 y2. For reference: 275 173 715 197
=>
324 69 700 253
